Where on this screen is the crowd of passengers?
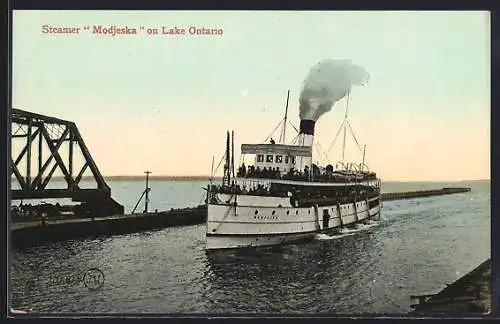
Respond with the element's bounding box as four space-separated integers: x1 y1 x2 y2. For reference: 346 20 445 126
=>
237 163 377 182
237 164 283 179
208 184 275 197
208 182 380 198
207 183 380 205
237 163 313 179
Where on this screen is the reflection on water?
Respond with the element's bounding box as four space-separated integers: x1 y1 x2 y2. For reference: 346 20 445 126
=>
202 225 386 314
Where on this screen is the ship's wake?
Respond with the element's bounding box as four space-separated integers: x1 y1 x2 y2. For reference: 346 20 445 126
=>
315 220 381 241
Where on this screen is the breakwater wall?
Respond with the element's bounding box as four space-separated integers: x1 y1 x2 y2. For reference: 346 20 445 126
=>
10 205 206 248
381 187 471 201
11 187 471 247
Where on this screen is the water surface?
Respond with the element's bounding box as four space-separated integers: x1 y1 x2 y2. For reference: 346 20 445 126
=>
9 180 490 314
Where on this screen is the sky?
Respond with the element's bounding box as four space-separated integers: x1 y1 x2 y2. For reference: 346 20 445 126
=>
12 10 490 181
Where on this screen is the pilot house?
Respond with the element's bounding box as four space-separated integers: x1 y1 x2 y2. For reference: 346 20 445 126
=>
239 143 312 176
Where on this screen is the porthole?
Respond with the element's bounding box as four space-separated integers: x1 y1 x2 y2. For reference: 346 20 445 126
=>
296 210 299 215
287 210 290 215
272 210 276 215
255 210 258 215
308 210 311 214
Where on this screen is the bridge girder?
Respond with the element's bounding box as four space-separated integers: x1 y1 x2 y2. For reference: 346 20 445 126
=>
10 108 123 215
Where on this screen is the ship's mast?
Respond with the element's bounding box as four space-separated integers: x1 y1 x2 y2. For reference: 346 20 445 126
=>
231 130 235 185
361 144 366 172
223 131 230 186
210 156 215 184
280 90 290 144
326 89 366 171
264 90 293 145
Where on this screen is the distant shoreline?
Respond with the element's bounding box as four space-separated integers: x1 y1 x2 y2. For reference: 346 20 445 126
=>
57 175 221 181
102 175 221 181
11 176 490 182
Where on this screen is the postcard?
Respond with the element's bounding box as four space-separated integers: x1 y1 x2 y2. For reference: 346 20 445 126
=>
9 10 491 316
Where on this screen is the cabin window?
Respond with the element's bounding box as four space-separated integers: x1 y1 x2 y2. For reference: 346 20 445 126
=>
257 154 264 162
276 155 283 163
266 155 273 162
291 157 296 164
285 156 289 164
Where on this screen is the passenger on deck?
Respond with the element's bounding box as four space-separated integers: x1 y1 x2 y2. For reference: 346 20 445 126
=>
248 165 255 177
237 164 245 177
270 138 275 144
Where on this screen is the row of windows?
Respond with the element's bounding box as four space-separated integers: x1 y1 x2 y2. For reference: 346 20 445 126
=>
337 202 366 210
256 154 296 164
254 209 308 216
251 202 367 216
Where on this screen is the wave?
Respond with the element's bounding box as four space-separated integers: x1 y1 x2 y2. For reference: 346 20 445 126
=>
315 220 381 241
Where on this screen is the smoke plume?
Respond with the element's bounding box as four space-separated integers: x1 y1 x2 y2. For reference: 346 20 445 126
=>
299 59 369 121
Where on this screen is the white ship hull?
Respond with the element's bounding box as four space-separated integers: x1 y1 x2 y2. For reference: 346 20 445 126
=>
206 193 381 250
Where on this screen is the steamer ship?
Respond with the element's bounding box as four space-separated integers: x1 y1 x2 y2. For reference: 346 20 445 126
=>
205 88 381 250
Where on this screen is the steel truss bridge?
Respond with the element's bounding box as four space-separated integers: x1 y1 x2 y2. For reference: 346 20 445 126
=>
10 108 124 216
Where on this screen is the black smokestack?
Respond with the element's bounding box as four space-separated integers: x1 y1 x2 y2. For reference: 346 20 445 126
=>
299 119 315 135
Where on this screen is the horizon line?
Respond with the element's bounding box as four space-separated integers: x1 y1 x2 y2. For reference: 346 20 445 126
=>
16 175 491 182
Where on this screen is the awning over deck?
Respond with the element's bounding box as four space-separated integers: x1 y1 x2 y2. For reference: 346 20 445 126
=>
240 144 312 156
